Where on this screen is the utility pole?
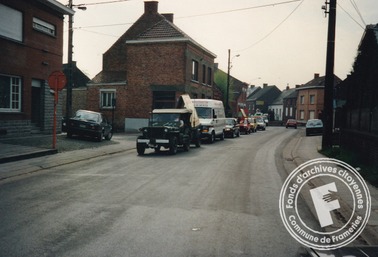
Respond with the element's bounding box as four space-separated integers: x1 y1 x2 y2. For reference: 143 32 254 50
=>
226 49 231 117
322 0 337 150
66 0 73 120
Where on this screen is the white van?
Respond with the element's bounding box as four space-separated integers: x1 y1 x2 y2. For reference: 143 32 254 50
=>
192 99 226 143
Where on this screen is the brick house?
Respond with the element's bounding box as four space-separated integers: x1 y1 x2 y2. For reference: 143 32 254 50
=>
0 0 73 135
268 86 297 122
88 1 217 131
296 73 341 122
246 84 281 115
282 87 298 123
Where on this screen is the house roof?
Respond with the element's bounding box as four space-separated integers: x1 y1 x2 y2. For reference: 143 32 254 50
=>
36 0 75 15
297 74 341 90
90 71 126 85
271 88 297 105
247 85 281 101
126 17 217 58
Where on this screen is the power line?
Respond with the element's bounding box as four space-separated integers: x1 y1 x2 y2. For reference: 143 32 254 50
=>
337 3 364 30
349 0 366 27
75 0 130 6
176 0 302 19
237 0 304 52
73 0 301 29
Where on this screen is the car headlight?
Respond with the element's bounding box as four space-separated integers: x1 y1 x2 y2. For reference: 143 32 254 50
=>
164 128 168 133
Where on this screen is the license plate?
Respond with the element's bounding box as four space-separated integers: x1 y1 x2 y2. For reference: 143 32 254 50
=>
79 124 86 128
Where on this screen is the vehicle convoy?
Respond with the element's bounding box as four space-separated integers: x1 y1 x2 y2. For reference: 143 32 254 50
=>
65 109 113 142
136 95 201 155
192 99 226 143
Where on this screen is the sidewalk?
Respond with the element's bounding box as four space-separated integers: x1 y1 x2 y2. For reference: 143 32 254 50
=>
282 132 378 246
0 133 139 180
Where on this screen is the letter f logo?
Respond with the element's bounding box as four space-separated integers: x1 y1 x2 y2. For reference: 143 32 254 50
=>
309 182 340 227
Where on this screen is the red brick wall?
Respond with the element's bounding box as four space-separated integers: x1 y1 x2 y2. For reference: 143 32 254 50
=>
125 42 187 118
0 0 65 121
296 88 324 120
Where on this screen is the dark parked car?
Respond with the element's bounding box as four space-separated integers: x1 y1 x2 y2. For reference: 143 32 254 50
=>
224 118 240 138
286 119 297 129
66 110 113 142
306 119 323 136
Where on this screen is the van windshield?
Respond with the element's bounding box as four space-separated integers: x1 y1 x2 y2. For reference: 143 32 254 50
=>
196 107 212 119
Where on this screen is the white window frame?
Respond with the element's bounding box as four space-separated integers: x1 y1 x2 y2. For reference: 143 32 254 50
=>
100 89 116 109
0 74 22 112
33 17 56 36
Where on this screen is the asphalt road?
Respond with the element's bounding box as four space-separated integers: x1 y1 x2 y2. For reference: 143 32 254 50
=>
0 127 318 256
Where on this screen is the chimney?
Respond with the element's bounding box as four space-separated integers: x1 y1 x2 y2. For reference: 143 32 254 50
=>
314 73 320 79
286 85 290 90
162 13 174 23
263 83 268 88
144 1 158 15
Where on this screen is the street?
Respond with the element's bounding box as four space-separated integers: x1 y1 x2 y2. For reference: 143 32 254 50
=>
0 127 318 256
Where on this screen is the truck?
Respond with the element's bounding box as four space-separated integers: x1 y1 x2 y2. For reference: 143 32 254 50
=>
192 99 226 143
136 95 201 155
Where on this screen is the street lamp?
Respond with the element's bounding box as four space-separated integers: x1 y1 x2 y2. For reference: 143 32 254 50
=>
66 0 86 120
226 49 240 117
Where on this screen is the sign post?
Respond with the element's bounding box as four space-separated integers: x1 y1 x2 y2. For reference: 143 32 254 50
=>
48 71 67 149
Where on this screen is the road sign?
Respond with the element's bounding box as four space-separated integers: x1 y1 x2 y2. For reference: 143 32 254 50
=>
48 71 66 91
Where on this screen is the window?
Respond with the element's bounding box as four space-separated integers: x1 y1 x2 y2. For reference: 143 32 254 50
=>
100 90 116 109
300 95 305 104
0 4 23 42
299 110 304 120
207 67 212 85
202 64 206 84
0 75 22 112
33 17 56 36
310 95 315 104
309 110 315 119
192 60 199 81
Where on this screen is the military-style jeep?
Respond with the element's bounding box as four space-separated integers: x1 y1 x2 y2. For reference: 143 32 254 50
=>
136 95 201 155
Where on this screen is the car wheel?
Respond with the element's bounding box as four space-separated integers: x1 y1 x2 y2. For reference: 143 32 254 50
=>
294 126 297 129
237 130 240 137
220 131 225 141
154 146 161 153
105 131 113 140
208 132 215 144
137 143 145 155
67 132 72 138
169 137 178 155
183 140 190 152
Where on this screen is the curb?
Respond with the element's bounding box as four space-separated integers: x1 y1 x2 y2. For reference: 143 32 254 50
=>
286 135 378 246
0 149 58 164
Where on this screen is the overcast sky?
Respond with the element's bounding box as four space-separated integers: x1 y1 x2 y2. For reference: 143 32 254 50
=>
57 0 378 90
